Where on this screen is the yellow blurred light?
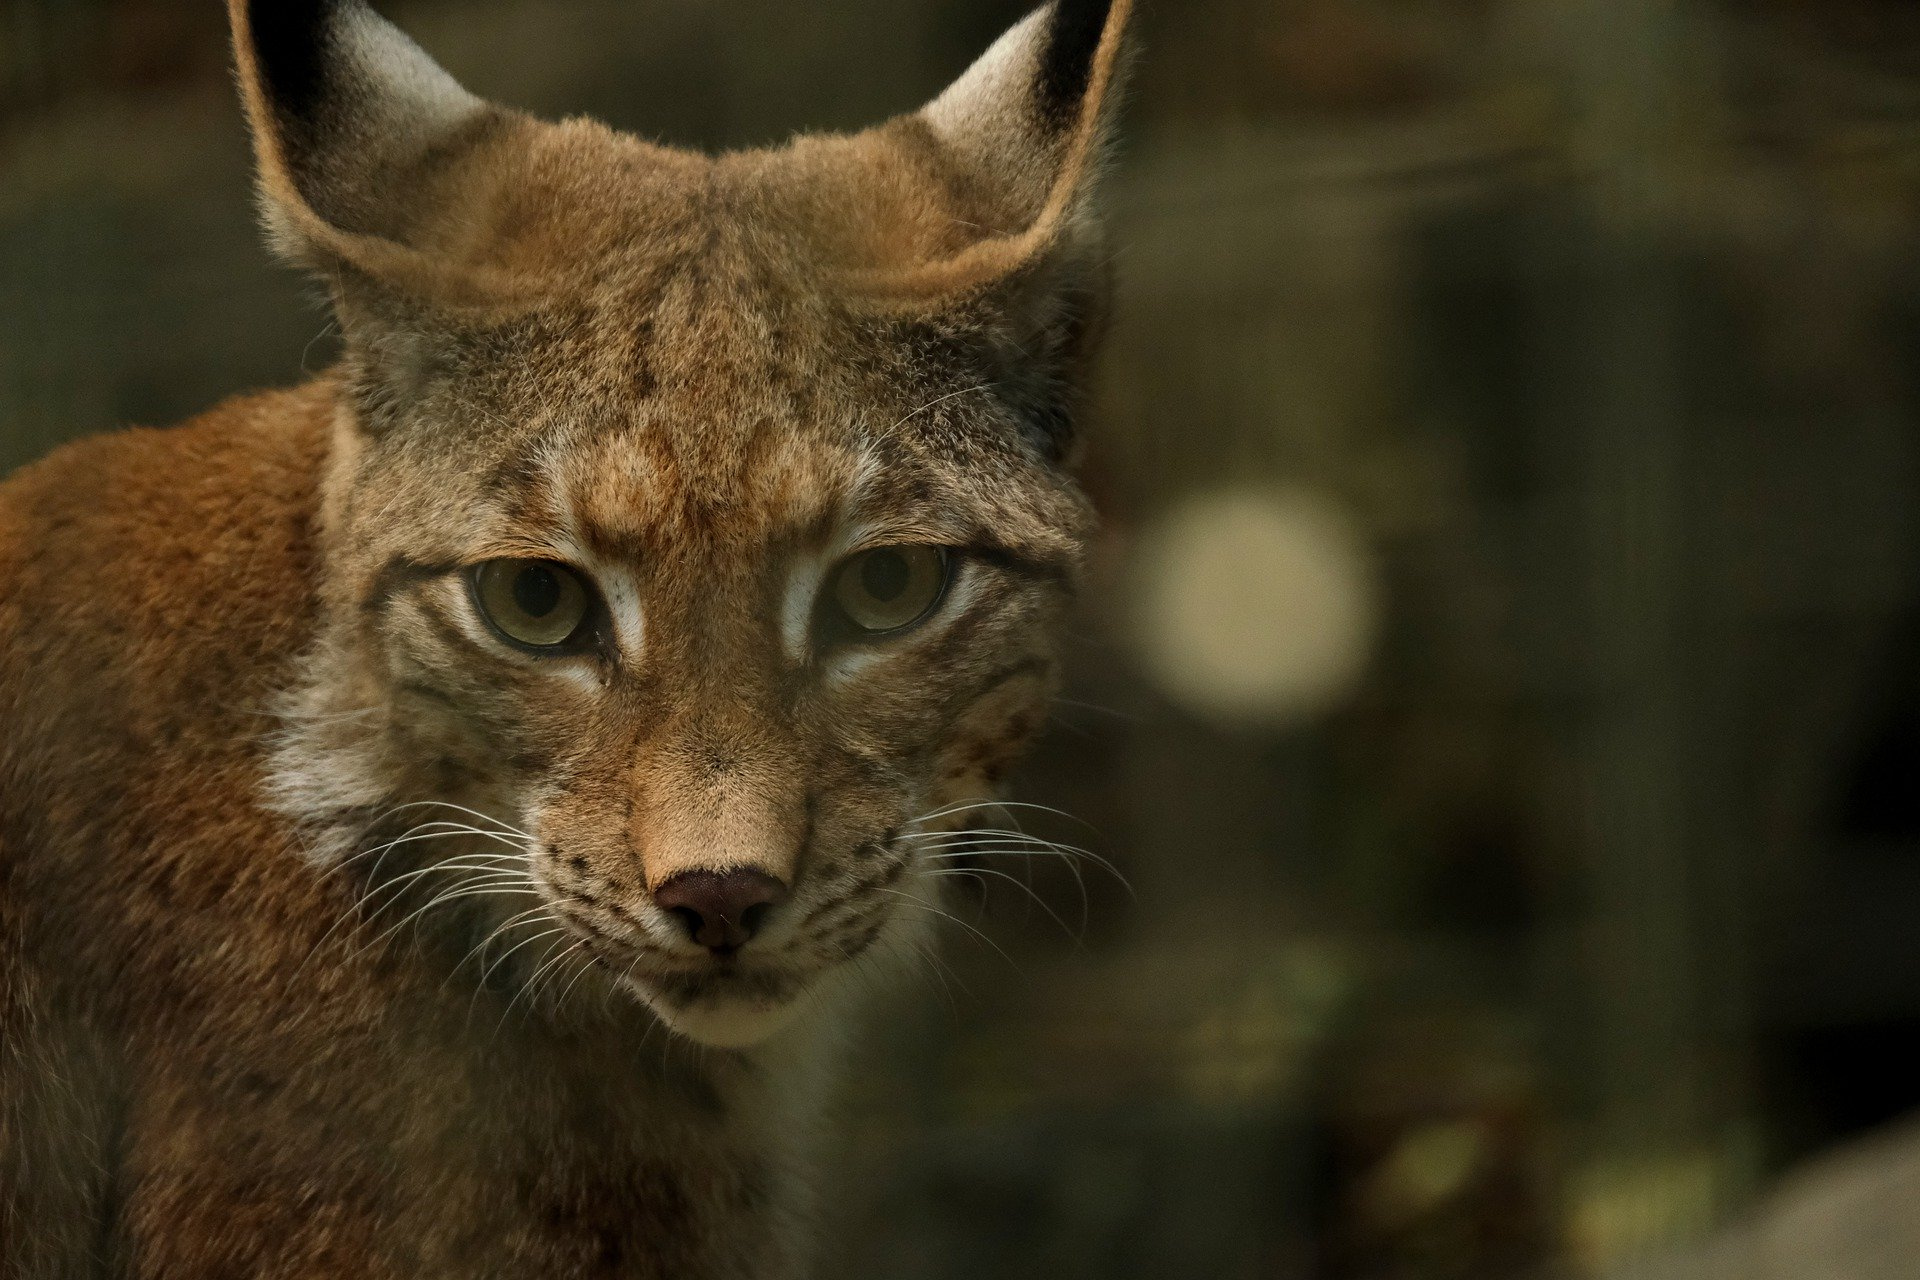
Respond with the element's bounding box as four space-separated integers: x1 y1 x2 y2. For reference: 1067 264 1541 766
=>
1131 487 1378 726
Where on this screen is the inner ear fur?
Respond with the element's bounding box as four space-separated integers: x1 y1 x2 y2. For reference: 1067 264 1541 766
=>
864 0 1135 302
228 0 534 303
850 0 1134 459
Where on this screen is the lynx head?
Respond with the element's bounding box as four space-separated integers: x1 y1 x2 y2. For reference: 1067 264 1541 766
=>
243 0 1131 1048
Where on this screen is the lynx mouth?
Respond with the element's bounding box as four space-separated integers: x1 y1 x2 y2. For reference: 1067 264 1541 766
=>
619 963 812 1049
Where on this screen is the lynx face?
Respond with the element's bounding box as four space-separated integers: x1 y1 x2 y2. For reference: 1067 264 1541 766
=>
246 0 1128 1047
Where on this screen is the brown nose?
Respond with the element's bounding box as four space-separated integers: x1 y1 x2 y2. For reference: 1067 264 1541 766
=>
652 868 789 955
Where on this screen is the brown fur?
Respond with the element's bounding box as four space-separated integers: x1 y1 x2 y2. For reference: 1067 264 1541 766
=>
0 2 1131 1274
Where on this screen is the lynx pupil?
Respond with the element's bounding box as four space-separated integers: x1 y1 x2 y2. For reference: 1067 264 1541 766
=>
861 550 910 602
513 565 562 618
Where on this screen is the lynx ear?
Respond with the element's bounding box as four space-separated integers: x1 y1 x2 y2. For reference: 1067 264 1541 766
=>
864 2 1132 459
227 0 520 300
891 0 1134 298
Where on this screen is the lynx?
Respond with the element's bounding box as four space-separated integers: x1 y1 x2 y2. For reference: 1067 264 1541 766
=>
0 0 1130 1274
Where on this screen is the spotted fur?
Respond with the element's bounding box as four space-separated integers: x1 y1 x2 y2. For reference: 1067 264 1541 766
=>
0 1 1131 1274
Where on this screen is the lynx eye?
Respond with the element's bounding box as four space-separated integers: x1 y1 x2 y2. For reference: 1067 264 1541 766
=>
470 559 593 650
827 546 951 638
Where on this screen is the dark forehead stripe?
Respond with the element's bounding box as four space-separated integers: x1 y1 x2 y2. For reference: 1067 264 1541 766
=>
486 441 546 499
477 431 589 539
1035 0 1116 129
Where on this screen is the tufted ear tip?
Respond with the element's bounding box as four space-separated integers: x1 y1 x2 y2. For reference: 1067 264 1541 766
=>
861 0 1133 305
1033 0 1130 130
922 0 1133 214
231 0 336 130
227 0 502 285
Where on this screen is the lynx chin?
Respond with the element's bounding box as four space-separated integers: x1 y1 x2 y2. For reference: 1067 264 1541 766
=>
0 0 1132 1274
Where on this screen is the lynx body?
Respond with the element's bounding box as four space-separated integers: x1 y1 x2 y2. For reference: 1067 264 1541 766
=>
0 0 1130 1275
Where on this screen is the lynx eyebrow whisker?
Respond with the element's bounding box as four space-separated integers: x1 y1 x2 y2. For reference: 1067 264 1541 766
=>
877 382 996 440
299 318 339 376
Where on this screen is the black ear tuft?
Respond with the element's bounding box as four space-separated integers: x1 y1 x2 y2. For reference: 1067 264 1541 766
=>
247 0 339 128
1035 0 1117 129
231 0 500 277
900 0 1131 299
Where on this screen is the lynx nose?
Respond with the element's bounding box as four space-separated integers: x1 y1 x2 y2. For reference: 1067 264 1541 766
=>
653 869 789 956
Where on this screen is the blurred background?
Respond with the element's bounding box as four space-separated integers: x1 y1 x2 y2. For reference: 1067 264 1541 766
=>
6 0 1920 1276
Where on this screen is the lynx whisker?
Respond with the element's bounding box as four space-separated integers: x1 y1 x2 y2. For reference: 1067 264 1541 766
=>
920 864 1084 943
551 945 608 1010
908 825 1131 897
346 872 540 967
366 800 536 842
529 940 592 1014
907 833 1100 912
870 887 1021 973
11 0 1143 1261
452 903 557 984
356 860 533 909
1050 695 1139 723
295 832 526 979
473 925 575 1022
335 823 528 881
503 936 588 1025
904 798 1096 832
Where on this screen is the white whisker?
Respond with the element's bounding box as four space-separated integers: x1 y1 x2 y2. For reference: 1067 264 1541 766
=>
870 887 1021 972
